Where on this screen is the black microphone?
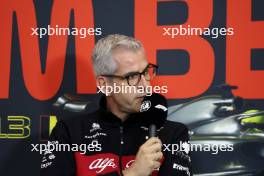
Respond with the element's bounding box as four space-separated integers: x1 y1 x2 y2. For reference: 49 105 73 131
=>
149 124 157 137
139 93 168 138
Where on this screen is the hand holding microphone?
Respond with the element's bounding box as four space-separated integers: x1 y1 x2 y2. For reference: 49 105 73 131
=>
123 93 167 176
123 137 163 176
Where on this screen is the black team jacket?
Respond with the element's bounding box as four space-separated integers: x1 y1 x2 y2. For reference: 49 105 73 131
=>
40 93 192 176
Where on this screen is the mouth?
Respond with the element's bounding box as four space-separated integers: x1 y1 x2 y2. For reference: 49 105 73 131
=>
137 95 147 99
137 93 147 97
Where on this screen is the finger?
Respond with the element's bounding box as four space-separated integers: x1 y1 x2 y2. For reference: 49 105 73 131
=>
144 138 162 149
146 137 161 145
153 152 163 161
152 160 162 169
147 142 162 153
148 151 163 162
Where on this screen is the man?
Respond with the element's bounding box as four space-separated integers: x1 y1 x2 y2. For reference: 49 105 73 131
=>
40 34 192 176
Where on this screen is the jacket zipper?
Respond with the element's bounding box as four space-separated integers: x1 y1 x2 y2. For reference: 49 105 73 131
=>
119 125 124 176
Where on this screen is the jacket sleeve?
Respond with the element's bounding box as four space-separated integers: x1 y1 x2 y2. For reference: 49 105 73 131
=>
40 121 76 176
158 123 193 176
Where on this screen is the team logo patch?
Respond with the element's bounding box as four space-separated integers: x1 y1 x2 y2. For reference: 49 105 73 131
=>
90 123 101 133
140 100 151 112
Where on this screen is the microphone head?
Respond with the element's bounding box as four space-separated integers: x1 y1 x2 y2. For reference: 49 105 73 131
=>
139 93 168 128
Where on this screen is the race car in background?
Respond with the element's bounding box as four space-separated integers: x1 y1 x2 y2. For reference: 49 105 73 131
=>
167 85 264 176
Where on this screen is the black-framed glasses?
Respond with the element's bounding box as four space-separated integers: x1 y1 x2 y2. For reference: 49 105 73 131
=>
101 63 158 86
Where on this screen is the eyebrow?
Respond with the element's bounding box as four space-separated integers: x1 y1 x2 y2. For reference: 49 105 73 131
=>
124 71 141 77
123 64 149 77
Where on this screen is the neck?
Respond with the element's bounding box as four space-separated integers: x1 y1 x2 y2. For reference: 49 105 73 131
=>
106 97 129 122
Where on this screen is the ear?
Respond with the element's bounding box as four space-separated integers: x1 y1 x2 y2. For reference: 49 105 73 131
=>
96 76 110 96
96 76 106 87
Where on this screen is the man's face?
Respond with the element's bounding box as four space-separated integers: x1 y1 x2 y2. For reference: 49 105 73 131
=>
108 48 149 114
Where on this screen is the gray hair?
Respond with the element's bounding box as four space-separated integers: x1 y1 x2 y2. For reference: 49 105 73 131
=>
92 34 143 76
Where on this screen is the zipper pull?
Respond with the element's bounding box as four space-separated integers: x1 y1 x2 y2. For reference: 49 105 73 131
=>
120 126 124 145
